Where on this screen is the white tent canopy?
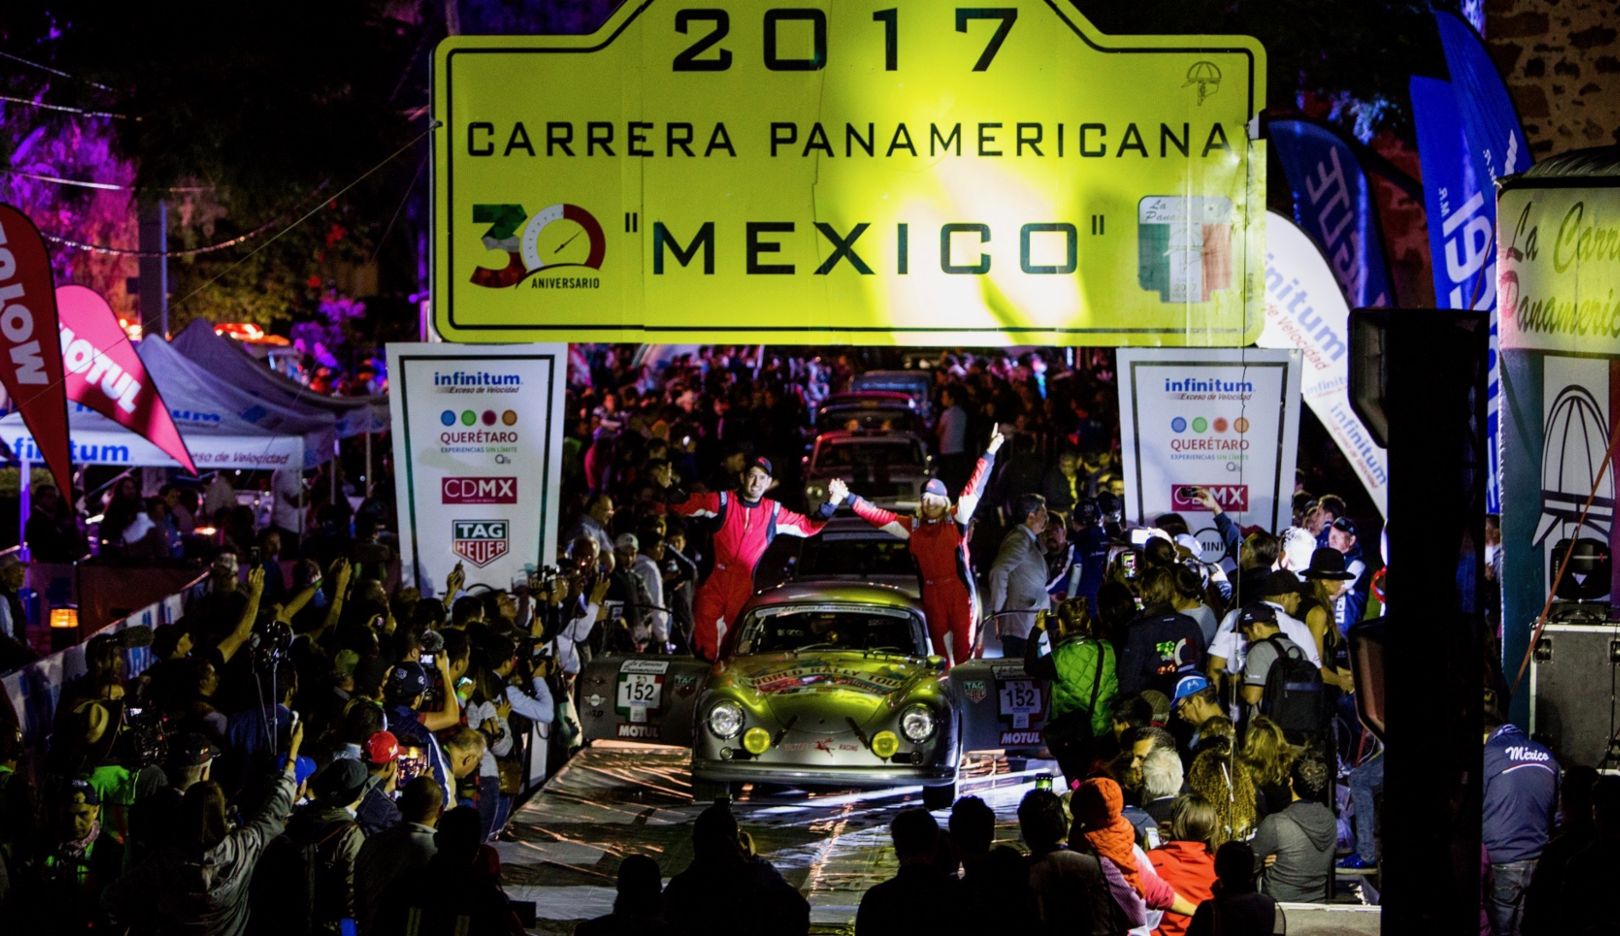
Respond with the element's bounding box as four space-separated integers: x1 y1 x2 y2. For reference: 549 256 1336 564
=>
137 337 338 467
2 406 305 470
0 333 339 472
170 320 388 438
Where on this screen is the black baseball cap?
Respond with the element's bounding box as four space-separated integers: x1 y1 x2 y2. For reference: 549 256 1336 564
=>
1237 603 1277 629
169 732 222 767
386 662 430 701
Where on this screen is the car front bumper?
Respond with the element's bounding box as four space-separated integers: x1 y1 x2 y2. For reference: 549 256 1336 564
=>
693 759 958 788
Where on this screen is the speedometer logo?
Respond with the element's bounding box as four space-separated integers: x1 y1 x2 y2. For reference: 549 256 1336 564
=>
470 202 606 289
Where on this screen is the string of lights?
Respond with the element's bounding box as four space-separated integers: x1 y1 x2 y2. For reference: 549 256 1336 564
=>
28 125 434 259
0 49 118 92
0 165 213 193
0 92 129 120
38 218 281 258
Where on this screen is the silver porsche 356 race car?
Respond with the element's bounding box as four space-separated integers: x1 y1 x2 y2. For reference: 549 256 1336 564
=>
575 580 1049 808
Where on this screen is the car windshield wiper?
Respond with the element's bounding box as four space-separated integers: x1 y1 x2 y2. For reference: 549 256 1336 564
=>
792 642 851 654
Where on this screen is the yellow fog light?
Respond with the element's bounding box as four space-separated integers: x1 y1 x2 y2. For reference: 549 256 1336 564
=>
872 731 900 759
742 727 771 756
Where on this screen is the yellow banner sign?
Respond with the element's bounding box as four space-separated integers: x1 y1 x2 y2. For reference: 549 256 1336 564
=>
1499 182 1620 356
433 0 1266 345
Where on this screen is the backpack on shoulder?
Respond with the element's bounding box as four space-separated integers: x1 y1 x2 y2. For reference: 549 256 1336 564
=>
1259 636 1327 736
250 818 357 936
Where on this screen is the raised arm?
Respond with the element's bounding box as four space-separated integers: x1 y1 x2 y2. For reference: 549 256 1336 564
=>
669 489 722 518
1197 488 1242 560
954 427 1004 524
419 651 462 732
832 477 910 539
773 501 829 539
215 567 265 664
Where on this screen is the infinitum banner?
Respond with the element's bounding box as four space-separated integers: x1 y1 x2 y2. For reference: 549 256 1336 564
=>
432 0 1265 345
388 343 567 596
1118 347 1301 533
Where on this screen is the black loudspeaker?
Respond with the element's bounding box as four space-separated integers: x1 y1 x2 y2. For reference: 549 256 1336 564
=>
1550 538 1612 602
1530 622 1620 768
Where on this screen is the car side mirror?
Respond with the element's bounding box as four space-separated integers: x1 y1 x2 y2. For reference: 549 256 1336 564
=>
927 655 947 673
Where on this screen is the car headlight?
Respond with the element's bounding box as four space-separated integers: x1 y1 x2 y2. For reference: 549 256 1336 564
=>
707 700 744 739
871 730 900 759
900 704 937 743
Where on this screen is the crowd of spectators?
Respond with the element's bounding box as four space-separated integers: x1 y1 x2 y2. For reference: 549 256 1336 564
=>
0 514 585 932
0 342 1578 936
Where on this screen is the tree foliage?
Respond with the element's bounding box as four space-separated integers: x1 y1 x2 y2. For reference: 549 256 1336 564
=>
1 0 427 329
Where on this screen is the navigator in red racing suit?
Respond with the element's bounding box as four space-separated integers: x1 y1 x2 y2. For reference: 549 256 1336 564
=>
832 430 1001 666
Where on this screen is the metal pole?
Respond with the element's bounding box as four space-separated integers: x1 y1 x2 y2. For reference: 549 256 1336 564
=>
138 201 168 338
364 431 373 498
18 455 30 563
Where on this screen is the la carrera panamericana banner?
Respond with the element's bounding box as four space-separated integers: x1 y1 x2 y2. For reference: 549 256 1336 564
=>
0 205 74 494
388 343 566 596
56 285 197 474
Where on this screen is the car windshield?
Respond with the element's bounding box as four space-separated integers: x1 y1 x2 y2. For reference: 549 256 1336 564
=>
815 440 924 470
740 607 924 655
797 536 913 578
816 408 916 433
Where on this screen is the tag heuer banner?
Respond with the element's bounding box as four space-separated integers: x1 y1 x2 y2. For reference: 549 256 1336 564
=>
388 343 566 596
1117 347 1301 534
432 0 1266 345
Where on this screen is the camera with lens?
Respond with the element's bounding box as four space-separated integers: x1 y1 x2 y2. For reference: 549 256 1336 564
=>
116 690 169 769
250 617 293 668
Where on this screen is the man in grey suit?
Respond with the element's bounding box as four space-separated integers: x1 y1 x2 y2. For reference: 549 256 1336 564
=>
987 493 1051 657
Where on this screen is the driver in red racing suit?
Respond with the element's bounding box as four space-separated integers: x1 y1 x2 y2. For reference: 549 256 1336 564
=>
661 457 834 661
827 427 1003 667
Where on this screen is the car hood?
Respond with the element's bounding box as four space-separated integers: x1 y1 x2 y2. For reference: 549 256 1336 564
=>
716 651 940 724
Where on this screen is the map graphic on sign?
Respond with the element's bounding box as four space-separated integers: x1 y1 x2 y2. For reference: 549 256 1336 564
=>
433 0 1265 346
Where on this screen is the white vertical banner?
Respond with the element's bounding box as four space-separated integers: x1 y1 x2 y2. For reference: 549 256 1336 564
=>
388 343 566 596
1118 347 1302 534
1258 211 1389 517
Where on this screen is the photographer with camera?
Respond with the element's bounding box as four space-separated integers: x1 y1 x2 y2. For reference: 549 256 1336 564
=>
530 541 612 678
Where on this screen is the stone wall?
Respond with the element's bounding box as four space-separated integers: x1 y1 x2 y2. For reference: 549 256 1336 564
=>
1489 0 1620 156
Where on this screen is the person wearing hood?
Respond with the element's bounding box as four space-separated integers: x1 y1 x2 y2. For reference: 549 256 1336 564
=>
105 720 304 936
1249 752 1337 902
1070 777 1198 935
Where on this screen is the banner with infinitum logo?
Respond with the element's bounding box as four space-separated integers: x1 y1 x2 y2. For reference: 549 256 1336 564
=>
388 343 566 595
1118 347 1301 534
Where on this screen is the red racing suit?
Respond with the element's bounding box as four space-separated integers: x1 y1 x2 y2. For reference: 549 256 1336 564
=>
847 451 995 665
672 490 831 660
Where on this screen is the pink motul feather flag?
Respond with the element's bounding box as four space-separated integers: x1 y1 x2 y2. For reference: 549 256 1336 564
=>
56 284 197 474
0 205 75 495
